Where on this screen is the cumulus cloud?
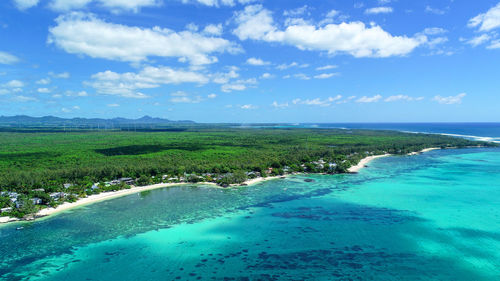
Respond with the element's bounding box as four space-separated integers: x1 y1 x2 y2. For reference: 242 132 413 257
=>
221 78 257 92
37 88 51 93
3 80 24 88
364 7 393 14
0 51 19 64
468 3 500 32
314 73 338 79
315 65 337 71
272 101 289 108
181 0 259 7
207 93 217 98
425 6 446 15
48 0 159 12
233 5 425 58
260 72 273 79
36 78 51 85
276 62 308 70
356 95 382 103
433 93 466 104
48 12 240 65
12 0 39 10
169 91 203 103
87 66 209 98
12 95 37 102
292 95 342 107
467 34 491 47
246 57 270 66
384 95 423 102
49 71 70 78
240 104 257 109
203 24 223 35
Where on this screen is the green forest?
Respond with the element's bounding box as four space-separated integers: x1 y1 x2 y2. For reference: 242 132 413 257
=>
0 127 491 218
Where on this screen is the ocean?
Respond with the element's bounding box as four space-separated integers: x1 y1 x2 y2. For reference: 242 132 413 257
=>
1 125 500 280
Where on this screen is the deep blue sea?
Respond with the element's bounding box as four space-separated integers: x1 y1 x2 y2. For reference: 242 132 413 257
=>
1 124 500 280
244 123 500 143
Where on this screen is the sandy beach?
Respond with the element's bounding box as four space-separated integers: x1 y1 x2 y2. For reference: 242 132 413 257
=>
0 175 285 225
347 154 391 173
0 147 445 225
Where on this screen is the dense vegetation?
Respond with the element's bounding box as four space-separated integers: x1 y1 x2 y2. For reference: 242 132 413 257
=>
0 127 490 218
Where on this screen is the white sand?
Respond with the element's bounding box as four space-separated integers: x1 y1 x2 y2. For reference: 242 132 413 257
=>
1 176 287 224
0 147 444 224
348 154 391 173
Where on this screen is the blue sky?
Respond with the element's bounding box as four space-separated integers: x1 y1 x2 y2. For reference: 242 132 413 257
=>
1 0 500 123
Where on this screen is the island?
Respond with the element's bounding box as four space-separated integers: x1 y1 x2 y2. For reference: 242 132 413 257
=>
0 125 493 222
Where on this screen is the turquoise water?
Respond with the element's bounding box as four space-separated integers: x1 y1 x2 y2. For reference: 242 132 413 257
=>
1 148 500 280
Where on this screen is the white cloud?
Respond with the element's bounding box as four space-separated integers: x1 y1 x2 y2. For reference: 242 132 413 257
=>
212 68 239 84
272 101 289 108
48 12 239 65
233 5 426 58
384 95 423 102
425 6 446 15
241 104 257 109
433 93 466 104
0 89 10 95
315 65 337 71
221 78 256 92
48 0 159 12
293 73 310 80
325 10 339 18
467 34 491 47
12 0 39 10
203 24 223 35
314 73 338 79
0 51 19 64
292 95 342 107
49 71 70 79
364 7 393 15
48 0 92 11
276 62 308 70
36 78 51 85
488 39 500 49
422 27 447 35
207 93 217 98
107 103 120 107
87 66 208 98
3 80 24 88
65 90 89 97
356 95 382 103
12 95 37 102
468 3 500 32
61 105 80 113
170 91 203 103
283 5 309 17
246 57 270 66
181 0 258 7
37 88 51 93
260 72 273 79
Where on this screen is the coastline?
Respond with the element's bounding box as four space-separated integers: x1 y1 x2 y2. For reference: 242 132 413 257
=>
0 146 462 225
347 154 391 173
348 147 441 173
0 175 285 225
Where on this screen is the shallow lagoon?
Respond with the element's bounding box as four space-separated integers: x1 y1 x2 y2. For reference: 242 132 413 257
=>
1 148 500 280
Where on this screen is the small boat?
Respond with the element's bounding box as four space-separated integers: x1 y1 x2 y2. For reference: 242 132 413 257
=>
16 226 24 230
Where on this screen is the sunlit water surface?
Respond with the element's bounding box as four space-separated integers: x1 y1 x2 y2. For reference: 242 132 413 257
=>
1 148 500 280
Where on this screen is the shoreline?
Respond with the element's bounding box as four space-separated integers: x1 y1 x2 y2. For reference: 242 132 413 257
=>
0 146 476 226
348 147 441 173
0 176 285 225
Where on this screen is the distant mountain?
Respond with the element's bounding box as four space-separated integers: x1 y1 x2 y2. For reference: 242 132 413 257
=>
0 115 195 127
